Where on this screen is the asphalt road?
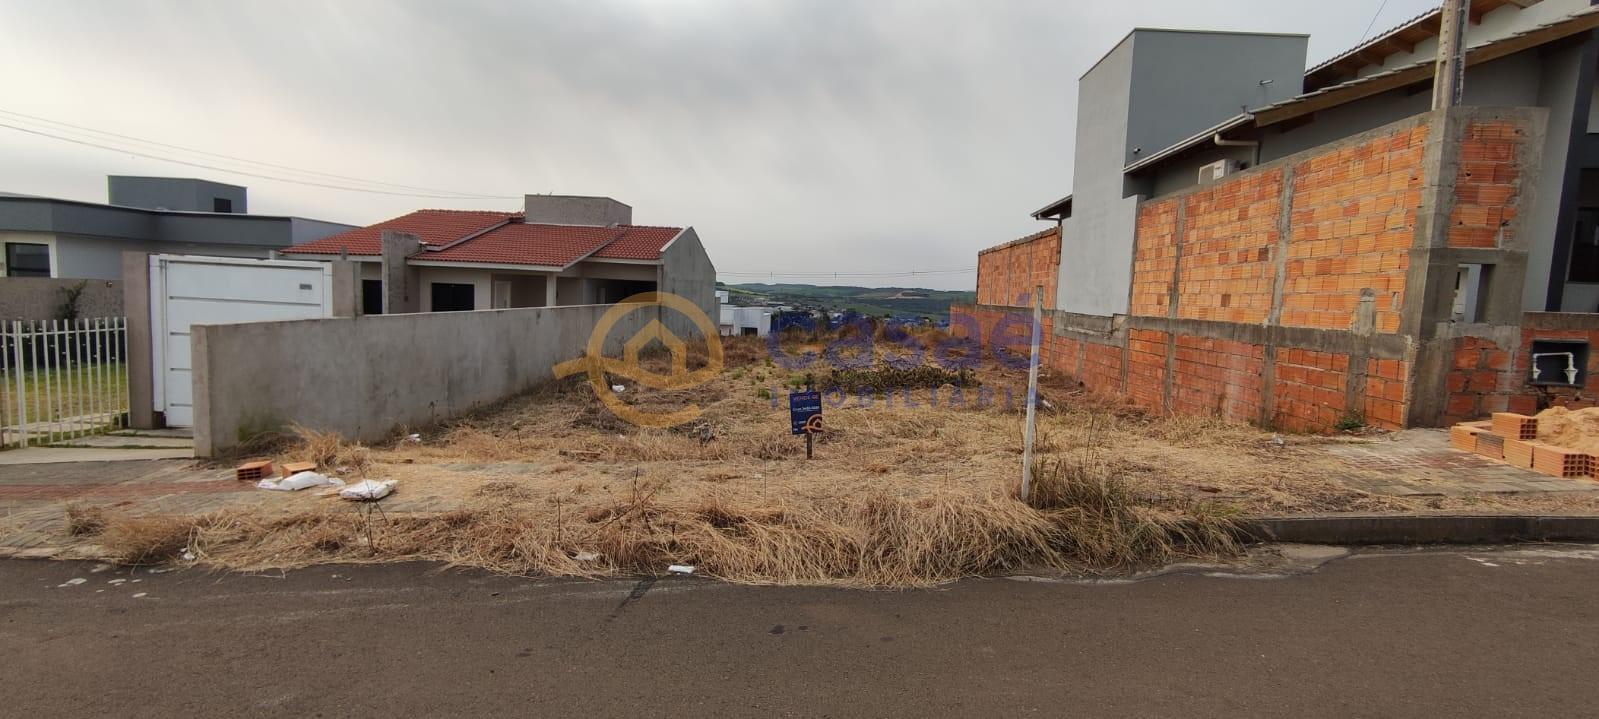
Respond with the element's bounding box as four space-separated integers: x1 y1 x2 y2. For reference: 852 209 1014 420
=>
4 546 1599 718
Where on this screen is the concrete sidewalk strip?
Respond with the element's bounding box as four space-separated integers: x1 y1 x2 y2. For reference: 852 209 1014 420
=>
0 448 194 465
1247 514 1599 545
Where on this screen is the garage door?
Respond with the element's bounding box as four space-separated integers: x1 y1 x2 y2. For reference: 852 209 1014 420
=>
150 255 335 427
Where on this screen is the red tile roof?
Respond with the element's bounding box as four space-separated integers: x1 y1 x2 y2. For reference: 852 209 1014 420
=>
282 209 517 256
423 223 621 268
591 226 683 260
281 209 684 268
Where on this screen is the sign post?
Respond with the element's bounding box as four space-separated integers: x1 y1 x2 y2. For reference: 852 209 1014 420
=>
1020 286 1043 502
789 385 823 459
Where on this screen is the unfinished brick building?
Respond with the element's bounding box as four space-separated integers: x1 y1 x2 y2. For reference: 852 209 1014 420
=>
961 0 1599 432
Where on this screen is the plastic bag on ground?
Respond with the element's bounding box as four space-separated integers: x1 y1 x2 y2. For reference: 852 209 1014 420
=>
257 471 343 491
340 479 397 501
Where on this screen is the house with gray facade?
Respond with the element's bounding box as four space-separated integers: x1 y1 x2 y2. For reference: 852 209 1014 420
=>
0 175 354 281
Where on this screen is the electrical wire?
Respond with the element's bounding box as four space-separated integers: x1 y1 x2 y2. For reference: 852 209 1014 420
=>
0 109 517 200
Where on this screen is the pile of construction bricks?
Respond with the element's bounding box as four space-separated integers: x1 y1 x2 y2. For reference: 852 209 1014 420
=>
1451 413 1593 479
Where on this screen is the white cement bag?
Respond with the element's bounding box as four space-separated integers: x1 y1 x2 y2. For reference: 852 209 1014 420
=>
340 479 396 501
257 471 342 491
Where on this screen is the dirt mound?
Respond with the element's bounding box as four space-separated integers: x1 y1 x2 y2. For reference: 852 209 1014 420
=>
1535 407 1599 453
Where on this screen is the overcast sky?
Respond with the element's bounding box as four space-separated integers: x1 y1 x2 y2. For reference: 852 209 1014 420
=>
0 0 1438 290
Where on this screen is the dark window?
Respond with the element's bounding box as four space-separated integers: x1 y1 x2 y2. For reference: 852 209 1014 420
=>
362 280 383 315
430 283 475 312
212 197 233 213
1570 208 1599 283
5 243 50 277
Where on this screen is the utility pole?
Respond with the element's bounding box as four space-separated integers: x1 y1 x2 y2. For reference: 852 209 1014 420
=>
1019 287 1043 502
1432 0 1468 109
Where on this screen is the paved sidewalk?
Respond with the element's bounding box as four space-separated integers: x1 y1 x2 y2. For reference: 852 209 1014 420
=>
1323 429 1599 497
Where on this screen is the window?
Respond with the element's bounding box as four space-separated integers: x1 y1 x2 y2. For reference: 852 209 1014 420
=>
5 243 50 277
1570 208 1599 283
212 197 233 213
362 280 383 315
430 283 475 312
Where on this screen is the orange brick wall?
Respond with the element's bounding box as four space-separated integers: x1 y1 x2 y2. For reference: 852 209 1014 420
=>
1443 323 1599 424
1129 199 1179 317
1081 343 1124 397
1363 358 1410 430
1169 336 1265 423
1271 348 1352 432
1448 120 1523 249
956 109 1541 433
1125 329 1168 412
1176 169 1284 324
1281 123 1426 334
976 228 1060 308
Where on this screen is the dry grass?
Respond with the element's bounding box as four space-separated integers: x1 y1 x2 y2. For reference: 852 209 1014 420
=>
99 516 194 565
86 461 1241 586
65 504 107 536
74 330 1457 583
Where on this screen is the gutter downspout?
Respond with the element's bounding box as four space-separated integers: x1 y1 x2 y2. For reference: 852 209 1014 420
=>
1214 133 1261 168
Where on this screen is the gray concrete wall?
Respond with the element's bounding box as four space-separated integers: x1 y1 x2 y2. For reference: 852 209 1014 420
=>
108 176 247 213
0 277 122 320
522 195 631 226
657 227 718 338
190 302 690 456
1124 30 1307 169
1058 36 1138 316
122 252 158 430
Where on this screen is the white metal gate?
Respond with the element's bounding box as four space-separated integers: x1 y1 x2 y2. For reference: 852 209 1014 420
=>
150 255 336 427
0 318 129 448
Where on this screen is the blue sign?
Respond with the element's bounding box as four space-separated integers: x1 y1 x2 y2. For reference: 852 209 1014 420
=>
789 390 822 435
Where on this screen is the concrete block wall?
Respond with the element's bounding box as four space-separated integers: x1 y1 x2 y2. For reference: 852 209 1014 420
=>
0 278 122 320
189 301 699 456
955 106 1549 433
976 228 1060 308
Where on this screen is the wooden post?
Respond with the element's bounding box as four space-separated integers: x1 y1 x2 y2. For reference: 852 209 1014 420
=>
1020 287 1043 501
1432 0 1467 110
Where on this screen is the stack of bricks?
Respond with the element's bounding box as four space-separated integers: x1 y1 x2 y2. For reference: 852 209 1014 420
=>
1450 412 1596 479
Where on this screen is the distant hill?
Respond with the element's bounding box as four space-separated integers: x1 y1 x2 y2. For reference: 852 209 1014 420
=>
722 283 975 319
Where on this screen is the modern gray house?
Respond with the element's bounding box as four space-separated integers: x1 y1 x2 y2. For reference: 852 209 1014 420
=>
0 176 354 281
1032 0 1599 315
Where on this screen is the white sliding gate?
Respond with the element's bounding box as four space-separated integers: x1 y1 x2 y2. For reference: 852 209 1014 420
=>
150 255 335 427
0 317 129 448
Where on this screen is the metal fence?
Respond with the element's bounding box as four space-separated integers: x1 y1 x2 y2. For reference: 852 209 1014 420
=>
0 318 129 448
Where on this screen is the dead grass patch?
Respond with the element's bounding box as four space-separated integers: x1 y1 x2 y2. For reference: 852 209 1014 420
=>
65 504 107 536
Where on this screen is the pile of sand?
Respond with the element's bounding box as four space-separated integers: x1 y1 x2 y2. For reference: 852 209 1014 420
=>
1535 407 1599 453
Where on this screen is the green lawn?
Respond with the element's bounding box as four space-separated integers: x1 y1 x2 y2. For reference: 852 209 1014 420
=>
0 362 128 427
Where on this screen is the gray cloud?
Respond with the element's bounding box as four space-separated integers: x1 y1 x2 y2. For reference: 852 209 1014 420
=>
0 0 1436 289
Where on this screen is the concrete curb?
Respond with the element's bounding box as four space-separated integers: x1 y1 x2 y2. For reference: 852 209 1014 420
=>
1243 514 1599 545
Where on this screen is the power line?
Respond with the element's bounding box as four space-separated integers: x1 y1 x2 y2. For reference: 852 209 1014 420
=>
0 112 518 200
0 107 513 199
1359 0 1391 43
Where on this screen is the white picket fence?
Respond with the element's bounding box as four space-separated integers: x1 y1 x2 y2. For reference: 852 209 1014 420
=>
0 318 129 449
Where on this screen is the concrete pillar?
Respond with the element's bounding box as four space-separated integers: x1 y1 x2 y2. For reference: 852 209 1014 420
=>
381 231 422 314
545 273 559 307
330 260 361 318
122 251 160 429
